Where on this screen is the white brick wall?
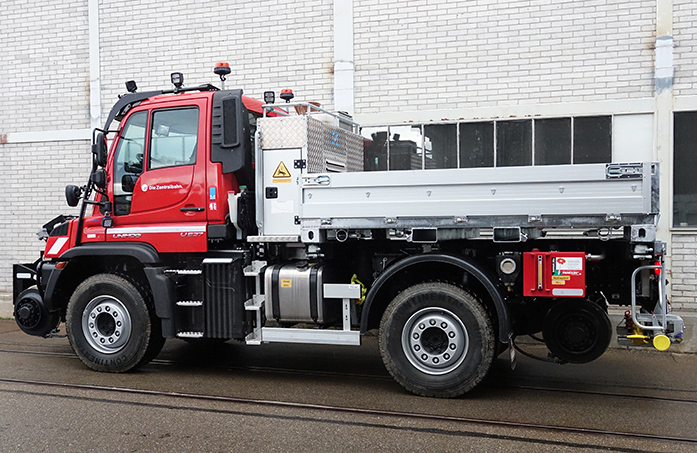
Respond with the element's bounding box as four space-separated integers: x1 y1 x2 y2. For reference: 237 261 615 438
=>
0 0 90 132
674 0 697 97
354 0 656 113
0 141 90 295
97 0 335 120
670 234 697 309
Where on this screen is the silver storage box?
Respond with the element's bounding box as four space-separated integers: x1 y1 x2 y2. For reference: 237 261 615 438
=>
258 115 364 173
264 262 342 325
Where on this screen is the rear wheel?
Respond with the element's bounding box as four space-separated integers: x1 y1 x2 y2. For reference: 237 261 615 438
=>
379 282 495 397
542 299 611 364
66 274 164 372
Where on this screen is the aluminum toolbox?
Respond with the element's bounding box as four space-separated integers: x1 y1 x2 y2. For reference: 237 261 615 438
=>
263 262 342 325
258 115 364 173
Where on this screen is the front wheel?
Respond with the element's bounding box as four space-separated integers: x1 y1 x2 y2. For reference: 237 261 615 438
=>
379 282 495 398
66 274 164 372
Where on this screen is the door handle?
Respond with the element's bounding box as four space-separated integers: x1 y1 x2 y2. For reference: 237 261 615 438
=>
180 207 205 212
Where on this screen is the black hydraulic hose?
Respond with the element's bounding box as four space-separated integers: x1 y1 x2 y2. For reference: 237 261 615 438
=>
510 335 567 364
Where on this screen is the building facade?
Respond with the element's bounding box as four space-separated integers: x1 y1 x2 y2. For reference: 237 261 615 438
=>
1 0 696 316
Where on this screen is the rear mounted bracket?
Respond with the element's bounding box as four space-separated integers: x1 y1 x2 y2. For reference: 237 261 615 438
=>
630 224 656 243
493 227 528 243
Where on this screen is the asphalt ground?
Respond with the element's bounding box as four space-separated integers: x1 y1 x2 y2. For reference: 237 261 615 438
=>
0 319 696 452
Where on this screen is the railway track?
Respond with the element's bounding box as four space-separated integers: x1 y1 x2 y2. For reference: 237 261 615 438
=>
1 345 696 451
1 346 695 404
0 375 695 452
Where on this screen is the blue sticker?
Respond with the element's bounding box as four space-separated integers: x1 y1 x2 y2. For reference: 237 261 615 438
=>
209 187 216 201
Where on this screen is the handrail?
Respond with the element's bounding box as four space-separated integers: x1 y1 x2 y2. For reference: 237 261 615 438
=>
630 264 667 331
262 101 360 133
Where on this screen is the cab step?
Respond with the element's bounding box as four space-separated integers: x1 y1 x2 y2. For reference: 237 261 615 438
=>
177 331 204 338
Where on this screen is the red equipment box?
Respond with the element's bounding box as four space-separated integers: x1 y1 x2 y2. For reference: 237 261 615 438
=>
523 251 586 297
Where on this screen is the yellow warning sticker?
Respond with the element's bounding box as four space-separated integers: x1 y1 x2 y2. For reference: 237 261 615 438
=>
273 161 291 179
281 279 292 288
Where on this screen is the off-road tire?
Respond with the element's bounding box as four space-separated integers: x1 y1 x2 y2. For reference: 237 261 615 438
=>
379 282 495 398
66 273 164 372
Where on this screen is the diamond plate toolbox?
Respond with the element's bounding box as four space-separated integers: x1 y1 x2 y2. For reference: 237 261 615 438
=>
259 115 363 173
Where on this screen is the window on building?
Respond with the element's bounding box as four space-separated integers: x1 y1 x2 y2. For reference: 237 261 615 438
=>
497 120 532 167
535 118 571 165
424 124 458 169
459 122 494 168
362 115 613 171
388 125 423 170
674 111 697 227
362 127 389 171
573 116 611 164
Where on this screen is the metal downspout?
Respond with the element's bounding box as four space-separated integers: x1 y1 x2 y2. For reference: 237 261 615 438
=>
89 0 101 130
333 0 355 116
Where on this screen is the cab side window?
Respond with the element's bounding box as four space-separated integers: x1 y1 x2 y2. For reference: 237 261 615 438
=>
149 108 199 170
113 111 148 216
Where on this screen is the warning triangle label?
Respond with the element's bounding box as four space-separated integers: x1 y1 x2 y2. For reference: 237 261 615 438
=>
273 161 291 178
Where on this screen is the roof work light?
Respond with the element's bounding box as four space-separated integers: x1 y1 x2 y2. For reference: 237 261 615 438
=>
171 72 184 91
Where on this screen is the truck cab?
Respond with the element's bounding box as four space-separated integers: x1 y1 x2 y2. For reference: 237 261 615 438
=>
45 89 261 259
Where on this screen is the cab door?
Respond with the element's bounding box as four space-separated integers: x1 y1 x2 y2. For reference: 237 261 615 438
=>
107 100 209 253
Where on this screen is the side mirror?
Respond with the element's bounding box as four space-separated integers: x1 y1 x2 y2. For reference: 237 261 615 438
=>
65 185 82 207
90 169 106 189
92 132 108 167
121 174 138 193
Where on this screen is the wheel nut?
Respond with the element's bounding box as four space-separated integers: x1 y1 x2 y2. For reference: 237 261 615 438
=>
105 306 110 312
117 321 122 327
109 338 114 343
430 319 436 326
100 338 105 343
91 313 96 319
433 358 439 364
421 354 428 360
115 331 120 337
450 343 457 350
414 345 420 351
419 323 425 330
441 322 447 329
449 331 455 338
413 333 419 340
444 353 450 360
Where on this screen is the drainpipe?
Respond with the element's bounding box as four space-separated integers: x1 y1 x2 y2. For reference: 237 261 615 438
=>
88 0 101 130
655 0 673 295
334 0 355 116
